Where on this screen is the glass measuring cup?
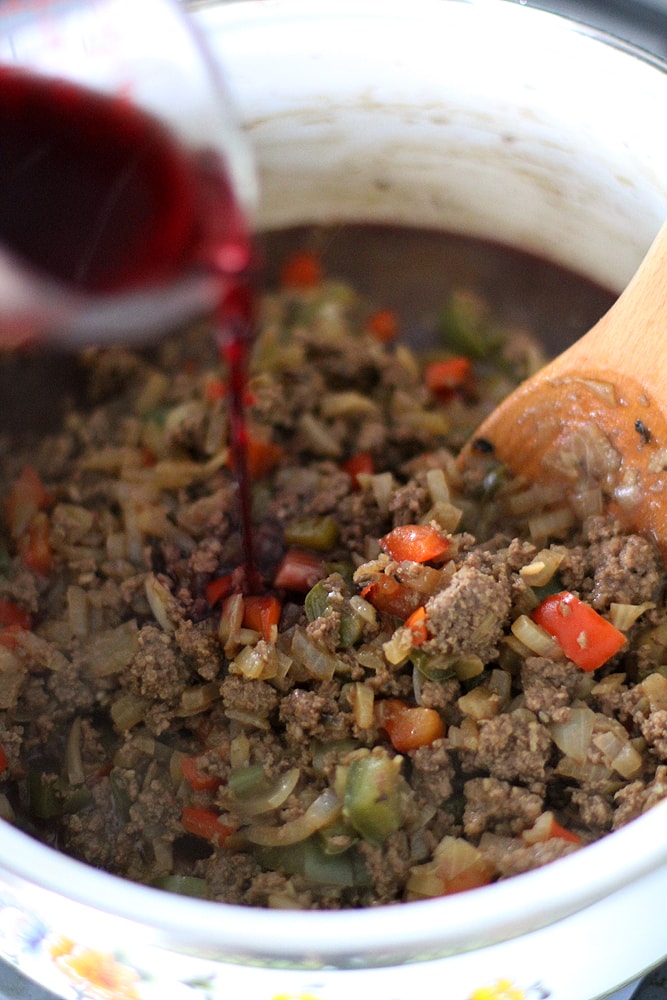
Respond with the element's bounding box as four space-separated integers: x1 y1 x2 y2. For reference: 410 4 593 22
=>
0 0 257 347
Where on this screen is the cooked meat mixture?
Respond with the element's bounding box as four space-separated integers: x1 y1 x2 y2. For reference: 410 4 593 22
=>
0 253 665 909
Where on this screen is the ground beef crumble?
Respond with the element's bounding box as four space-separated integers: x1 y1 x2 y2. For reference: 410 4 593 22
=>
1 262 666 911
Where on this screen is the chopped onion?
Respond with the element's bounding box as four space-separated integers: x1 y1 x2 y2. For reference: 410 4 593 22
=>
229 733 250 770
457 686 500 721
169 750 186 789
641 672 667 712
590 672 626 699
291 628 339 681
231 644 271 681
613 470 642 511
152 837 174 872
86 620 140 677
225 708 271 731
519 549 564 588
446 717 479 751
82 446 142 473
397 563 445 596
511 615 564 659
110 692 149 731
231 643 292 683
421 500 462 533
611 739 643 779
549 704 595 763
454 656 485 681
134 506 195 551
382 627 414 666
556 755 619 793
134 369 169 415
488 668 512 708
349 682 375 729
123 452 227 489
297 413 343 458
403 410 451 436
66 586 89 638
369 472 395 514
179 682 219 716
65 717 85 786
245 788 341 846
105 531 126 561
507 482 568 516
394 343 420 379
528 506 576 544
144 574 175 633
232 768 300 818
425 468 450 505
12 630 70 672
593 729 627 766
219 593 244 656
320 391 379 418
348 595 377 626
406 836 493 899
570 486 603 520
0 646 28 710
609 602 655 631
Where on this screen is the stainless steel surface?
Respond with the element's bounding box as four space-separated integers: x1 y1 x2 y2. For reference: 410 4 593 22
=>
534 0 667 57
0 962 58 999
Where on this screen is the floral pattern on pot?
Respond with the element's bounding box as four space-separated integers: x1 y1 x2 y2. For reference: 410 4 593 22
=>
0 882 559 1000
468 982 551 1000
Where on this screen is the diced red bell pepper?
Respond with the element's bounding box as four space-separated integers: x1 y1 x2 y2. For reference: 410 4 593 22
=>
274 548 325 592
244 437 285 479
4 465 52 537
341 451 374 489
376 698 445 752
242 594 282 642
361 575 423 619
279 249 323 289
0 600 31 631
0 628 21 649
181 806 233 846
204 378 256 407
442 857 494 895
19 512 53 576
424 357 472 398
365 308 399 343
523 810 582 846
180 755 222 792
379 524 449 564
404 605 428 646
0 598 31 648
531 591 626 671
205 574 235 608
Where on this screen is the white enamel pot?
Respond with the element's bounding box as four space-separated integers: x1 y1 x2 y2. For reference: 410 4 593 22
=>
2 3 667 1000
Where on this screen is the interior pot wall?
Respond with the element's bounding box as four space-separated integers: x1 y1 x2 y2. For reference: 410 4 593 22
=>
197 0 667 294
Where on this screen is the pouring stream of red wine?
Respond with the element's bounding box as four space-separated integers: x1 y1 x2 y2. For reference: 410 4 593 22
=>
1 66 261 592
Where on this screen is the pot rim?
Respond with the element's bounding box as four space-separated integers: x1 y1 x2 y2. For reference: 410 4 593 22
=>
3 795 667 963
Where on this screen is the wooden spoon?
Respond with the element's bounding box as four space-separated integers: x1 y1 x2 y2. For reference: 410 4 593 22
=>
458 219 667 553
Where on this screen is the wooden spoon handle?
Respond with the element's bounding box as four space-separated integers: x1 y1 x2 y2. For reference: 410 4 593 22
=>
459 220 667 551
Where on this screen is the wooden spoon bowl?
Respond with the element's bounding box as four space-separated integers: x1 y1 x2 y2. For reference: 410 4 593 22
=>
458 220 667 554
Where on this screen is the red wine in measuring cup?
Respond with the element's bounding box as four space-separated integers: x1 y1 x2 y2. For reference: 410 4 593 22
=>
0 65 260 588
0 65 251 291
